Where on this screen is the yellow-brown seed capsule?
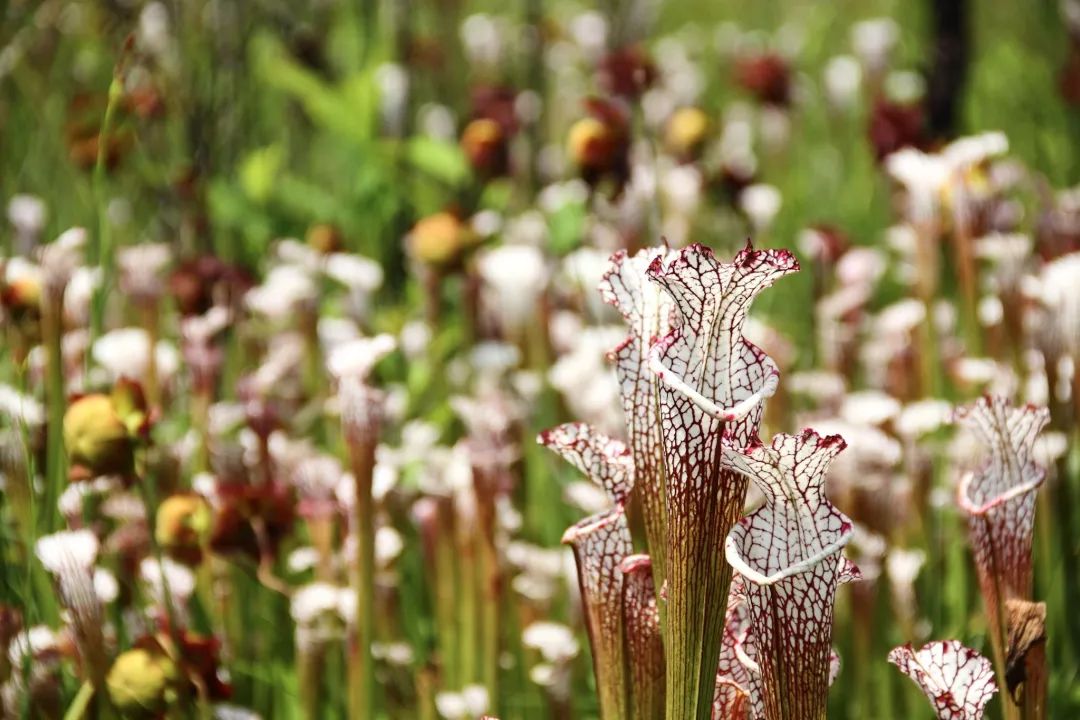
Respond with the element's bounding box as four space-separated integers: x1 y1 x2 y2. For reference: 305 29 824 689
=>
63 394 133 481
106 648 180 716
156 494 212 564
306 223 345 254
461 118 507 176
665 107 710 159
407 212 478 267
567 117 616 171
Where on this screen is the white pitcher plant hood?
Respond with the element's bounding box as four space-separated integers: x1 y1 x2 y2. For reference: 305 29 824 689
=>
720 429 860 720
599 245 675 581
539 421 634 719
954 395 1049 675
889 641 997 720
645 240 798 718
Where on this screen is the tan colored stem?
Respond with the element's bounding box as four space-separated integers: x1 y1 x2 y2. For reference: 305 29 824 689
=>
348 433 378 718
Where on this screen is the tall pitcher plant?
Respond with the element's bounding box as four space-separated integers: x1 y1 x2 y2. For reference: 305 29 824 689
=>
544 241 861 719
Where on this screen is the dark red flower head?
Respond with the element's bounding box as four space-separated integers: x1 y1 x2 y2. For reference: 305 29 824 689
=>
734 53 792 107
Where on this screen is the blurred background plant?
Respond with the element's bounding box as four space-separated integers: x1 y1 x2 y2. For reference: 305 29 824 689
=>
1 0 1080 718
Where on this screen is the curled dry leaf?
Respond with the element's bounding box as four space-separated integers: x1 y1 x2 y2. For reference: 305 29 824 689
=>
888 640 998 720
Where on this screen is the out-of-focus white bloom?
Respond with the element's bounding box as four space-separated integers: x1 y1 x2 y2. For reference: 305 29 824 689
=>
976 233 1031 292
548 326 624 434
63 266 102 326
417 103 456 141
563 480 611 515
812 418 903 486
739 183 782 232
823 55 862 110
788 371 847 405
117 242 172 300
502 210 550 247
375 643 416 669
569 12 607 60
372 641 415 666
375 526 404 567
538 180 590 216
896 399 952 437
276 239 321 271
57 477 117 518
290 583 346 625
841 390 901 426
943 131 1008 170
94 568 119 604
318 317 360 355
462 685 490 718
877 298 927 335
92 327 180 384
376 62 410 133
294 454 343 507
478 245 549 333
35 529 98 576
183 306 232 345
837 247 887 288
35 529 102 644
435 692 468 720
884 71 925 103
886 547 926 588
1036 252 1080 356
560 247 611 317
7 625 59 666
523 621 580 662
213 705 263 720
661 164 704 217
759 106 791 152
245 265 317 319
398 321 432 361
326 334 396 381
978 296 1004 327
886 150 950 224
324 253 383 294
515 89 542 126
0 383 44 426
471 210 503 239
140 557 196 605
38 227 86 298
287 547 320 574
138 2 171 57
848 524 887 583
851 18 899 75
7 194 46 250
1034 431 1068 466
460 14 504 68
3 255 41 288
433 684 493 719
101 491 146 522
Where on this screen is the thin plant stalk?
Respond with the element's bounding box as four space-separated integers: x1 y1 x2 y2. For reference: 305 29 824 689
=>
347 420 378 719
475 465 501 701
40 290 66 535
140 301 161 409
89 73 125 352
456 499 480 687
